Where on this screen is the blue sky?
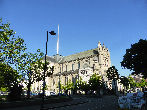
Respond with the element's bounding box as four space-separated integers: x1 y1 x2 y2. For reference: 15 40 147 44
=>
0 0 147 77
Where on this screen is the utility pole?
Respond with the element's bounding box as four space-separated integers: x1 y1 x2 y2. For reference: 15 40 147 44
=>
40 30 56 110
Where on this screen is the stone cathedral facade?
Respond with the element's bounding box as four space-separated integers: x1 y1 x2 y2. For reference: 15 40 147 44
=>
32 41 111 94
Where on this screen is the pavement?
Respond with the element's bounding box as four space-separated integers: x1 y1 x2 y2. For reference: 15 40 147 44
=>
1 97 88 110
52 95 119 110
2 95 134 110
46 97 88 110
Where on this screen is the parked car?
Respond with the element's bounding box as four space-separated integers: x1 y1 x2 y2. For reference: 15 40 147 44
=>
45 91 56 96
30 92 38 97
50 91 56 96
58 93 67 96
0 91 8 95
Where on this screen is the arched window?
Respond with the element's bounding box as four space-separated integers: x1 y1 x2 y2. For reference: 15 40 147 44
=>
65 76 66 85
67 77 68 85
93 64 95 71
78 62 80 69
53 79 55 86
72 64 74 70
62 64 63 72
66 65 67 72
60 65 61 73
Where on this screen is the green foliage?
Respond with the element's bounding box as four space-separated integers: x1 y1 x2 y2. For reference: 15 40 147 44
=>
73 77 89 92
106 66 119 81
0 18 26 66
7 84 23 101
0 18 47 98
65 80 74 90
59 79 74 91
18 50 45 98
0 18 26 91
71 74 104 94
121 39 147 78
128 76 136 88
74 77 82 90
138 79 147 87
0 87 8 92
0 63 21 89
120 76 130 89
18 50 45 82
89 73 103 92
80 81 90 93
58 74 106 94
133 78 147 88
128 76 147 88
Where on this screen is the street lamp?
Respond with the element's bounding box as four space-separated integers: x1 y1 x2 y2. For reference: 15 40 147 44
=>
58 72 61 96
40 31 56 110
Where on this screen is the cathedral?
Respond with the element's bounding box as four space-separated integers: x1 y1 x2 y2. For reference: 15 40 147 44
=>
32 41 111 94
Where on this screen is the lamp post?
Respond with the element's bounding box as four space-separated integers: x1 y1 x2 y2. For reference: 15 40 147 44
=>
58 72 61 96
40 31 56 110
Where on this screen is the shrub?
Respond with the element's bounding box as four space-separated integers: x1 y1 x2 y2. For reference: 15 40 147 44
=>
7 84 23 101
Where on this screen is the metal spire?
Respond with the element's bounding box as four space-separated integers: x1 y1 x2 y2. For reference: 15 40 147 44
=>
57 24 59 54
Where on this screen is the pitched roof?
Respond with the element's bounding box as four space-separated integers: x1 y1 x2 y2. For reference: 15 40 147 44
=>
42 56 56 63
45 48 98 63
60 48 98 63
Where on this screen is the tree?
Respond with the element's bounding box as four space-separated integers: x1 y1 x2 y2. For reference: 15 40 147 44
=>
89 73 103 94
106 66 119 94
0 63 21 89
128 76 136 89
7 84 23 101
19 50 54 98
0 18 26 66
60 79 74 95
120 76 130 93
138 78 147 88
0 18 26 94
0 63 23 101
121 39 147 78
65 80 74 91
18 50 45 98
106 66 119 81
80 81 90 94
133 78 147 88
72 78 81 94
127 76 147 91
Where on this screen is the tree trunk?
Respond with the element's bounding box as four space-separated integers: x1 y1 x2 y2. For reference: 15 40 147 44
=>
27 82 31 99
113 79 117 95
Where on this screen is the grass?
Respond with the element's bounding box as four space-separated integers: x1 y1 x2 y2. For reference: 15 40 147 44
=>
0 95 72 109
0 94 71 104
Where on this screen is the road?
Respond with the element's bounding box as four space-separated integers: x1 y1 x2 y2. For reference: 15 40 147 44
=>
1 95 118 110
52 95 118 110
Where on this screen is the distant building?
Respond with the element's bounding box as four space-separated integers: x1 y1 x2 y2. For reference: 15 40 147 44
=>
32 41 111 94
132 74 143 83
